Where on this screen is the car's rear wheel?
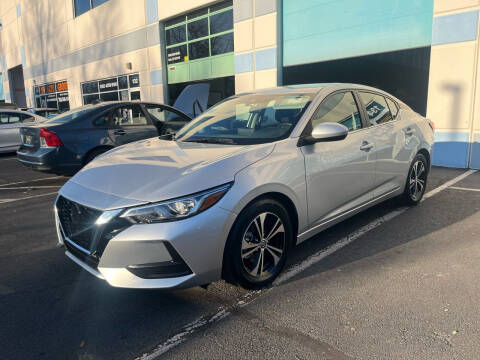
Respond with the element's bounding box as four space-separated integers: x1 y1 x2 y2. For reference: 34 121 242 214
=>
84 147 111 166
224 199 293 289
401 153 428 205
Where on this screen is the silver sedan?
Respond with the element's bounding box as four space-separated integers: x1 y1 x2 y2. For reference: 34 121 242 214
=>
55 84 434 289
0 109 45 153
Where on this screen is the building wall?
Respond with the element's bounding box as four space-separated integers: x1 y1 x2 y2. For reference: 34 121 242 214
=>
427 0 480 169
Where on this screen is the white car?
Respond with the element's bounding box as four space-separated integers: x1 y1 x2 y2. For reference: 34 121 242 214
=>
55 84 435 290
0 109 45 153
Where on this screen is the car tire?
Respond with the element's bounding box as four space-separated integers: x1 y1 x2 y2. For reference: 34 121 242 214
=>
401 153 429 206
84 147 110 166
224 198 294 289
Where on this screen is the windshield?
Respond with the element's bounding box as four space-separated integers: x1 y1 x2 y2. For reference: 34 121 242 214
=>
175 93 314 145
43 104 105 124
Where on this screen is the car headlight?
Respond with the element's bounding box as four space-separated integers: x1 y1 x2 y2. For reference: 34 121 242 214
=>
120 183 232 224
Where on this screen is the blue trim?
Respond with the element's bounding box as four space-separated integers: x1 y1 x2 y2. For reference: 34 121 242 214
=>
432 131 470 168
432 10 479 45
20 45 26 67
471 132 480 170
255 48 277 71
150 69 163 85
0 55 6 72
146 0 158 25
235 52 253 73
16 3 21 17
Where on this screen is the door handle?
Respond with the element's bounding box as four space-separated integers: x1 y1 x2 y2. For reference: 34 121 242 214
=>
360 141 374 151
405 127 415 136
114 129 126 135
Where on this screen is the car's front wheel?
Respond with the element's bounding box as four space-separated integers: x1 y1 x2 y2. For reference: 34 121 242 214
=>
224 199 293 289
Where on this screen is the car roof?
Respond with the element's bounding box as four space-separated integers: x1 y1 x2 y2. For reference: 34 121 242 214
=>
0 109 44 116
236 83 395 96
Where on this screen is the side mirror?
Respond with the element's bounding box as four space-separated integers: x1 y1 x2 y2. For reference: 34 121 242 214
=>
298 122 349 146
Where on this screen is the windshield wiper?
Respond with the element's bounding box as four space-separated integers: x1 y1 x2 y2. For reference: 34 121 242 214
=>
183 137 236 145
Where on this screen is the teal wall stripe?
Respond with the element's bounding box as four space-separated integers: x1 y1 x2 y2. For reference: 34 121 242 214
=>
470 132 480 170
283 0 434 67
16 3 21 17
433 131 470 168
146 0 159 25
432 10 479 45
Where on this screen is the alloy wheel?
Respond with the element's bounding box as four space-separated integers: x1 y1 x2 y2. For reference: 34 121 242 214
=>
241 212 286 280
409 160 426 201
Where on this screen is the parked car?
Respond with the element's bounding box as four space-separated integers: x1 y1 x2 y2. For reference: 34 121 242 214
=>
0 109 46 153
25 108 59 119
55 84 434 290
17 84 209 175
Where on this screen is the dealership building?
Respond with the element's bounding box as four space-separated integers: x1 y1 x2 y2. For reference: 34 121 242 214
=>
0 0 479 169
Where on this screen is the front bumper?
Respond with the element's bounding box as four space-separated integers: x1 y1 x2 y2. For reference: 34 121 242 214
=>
56 198 237 289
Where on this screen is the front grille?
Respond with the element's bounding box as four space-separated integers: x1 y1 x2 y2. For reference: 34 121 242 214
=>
56 196 131 266
56 196 102 252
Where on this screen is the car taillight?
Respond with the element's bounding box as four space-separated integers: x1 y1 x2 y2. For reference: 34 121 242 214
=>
428 120 435 132
39 128 63 147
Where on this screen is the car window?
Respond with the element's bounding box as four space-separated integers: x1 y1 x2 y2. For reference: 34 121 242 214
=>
0 113 9 124
8 115 21 124
93 113 110 127
112 105 147 126
175 93 314 145
311 92 362 131
385 97 399 120
358 92 393 126
20 114 35 123
146 106 189 123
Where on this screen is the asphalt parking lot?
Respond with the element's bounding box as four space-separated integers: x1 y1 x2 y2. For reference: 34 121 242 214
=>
0 152 479 360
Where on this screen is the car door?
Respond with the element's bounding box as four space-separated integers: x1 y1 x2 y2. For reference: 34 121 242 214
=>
357 92 416 197
144 104 191 136
109 104 158 146
300 91 377 229
0 112 22 150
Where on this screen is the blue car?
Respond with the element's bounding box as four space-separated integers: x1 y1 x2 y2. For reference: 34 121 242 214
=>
17 84 209 175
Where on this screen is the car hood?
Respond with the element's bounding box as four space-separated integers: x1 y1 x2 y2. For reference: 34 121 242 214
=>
63 138 274 208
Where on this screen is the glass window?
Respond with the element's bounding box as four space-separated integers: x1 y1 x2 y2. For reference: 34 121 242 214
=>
359 92 393 125
188 18 208 40
167 45 187 64
45 106 104 124
175 93 314 145
130 91 141 100
92 0 108 8
129 74 140 88
166 15 186 28
83 94 99 105
187 8 208 20
0 114 9 124
118 76 128 89
82 81 99 94
93 114 109 127
211 33 233 56
189 39 209 60
210 10 233 34
311 92 362 131
74 0 108 16
100 91 119 102
386 98 399 120
112 105 147 126
74 0 90 16
210 0 233 12
166 26 186 46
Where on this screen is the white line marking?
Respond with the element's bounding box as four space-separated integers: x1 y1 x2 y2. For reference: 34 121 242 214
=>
0 185 62 190
0 176 63 187
0 157 17 161
449 186 480 192
0 191 58 204
423 170 477 200
133 169 477 360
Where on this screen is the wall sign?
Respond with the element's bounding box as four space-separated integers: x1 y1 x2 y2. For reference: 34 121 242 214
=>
33 80 70 112
81 73 141 105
